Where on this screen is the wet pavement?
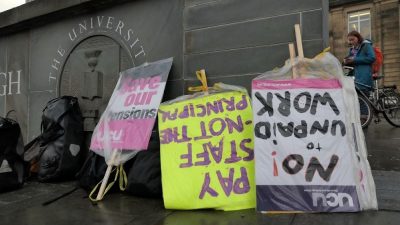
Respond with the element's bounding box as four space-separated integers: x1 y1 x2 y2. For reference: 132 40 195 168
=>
1 121 400 225
365 121 400 171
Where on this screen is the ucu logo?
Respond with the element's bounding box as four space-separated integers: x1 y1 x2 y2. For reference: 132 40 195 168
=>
312 192 354 207
97 129 123 142
110 130 123 141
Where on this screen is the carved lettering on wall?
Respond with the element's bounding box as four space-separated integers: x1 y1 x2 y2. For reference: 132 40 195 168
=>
0 70 22 96
48 15 146 91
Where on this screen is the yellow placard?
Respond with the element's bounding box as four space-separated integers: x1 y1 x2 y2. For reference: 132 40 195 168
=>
158 91 255 210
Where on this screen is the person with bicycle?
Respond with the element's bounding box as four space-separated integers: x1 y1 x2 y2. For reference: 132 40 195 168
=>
343 31 376 92
344 31 376 126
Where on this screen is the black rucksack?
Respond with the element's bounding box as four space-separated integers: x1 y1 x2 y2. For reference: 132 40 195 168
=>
0 117 26 192
24 96 85 182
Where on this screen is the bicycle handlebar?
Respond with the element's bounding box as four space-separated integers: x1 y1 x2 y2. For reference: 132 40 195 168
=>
343 66 354 70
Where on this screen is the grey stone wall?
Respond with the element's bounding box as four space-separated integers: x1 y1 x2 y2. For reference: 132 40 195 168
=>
0 0 328 142
183 0 329 92
329 0 370 8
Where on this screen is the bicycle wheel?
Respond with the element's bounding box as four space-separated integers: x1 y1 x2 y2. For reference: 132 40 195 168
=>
381 89 400 127
358 94 373 128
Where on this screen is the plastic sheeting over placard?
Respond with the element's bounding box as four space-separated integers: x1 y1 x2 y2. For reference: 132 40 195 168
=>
158 87 256 211
90 58 173 165
252 52 377 212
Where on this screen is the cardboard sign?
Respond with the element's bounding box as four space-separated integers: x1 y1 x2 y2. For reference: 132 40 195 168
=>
158 91 256 210
252 78 361 212
91 58 172 151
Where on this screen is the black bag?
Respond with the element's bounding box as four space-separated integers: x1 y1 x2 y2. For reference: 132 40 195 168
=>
78 151 113 192
25 96 84 182
77 151 104 191
0 117 26 192
125 131 162 198
78 131 162 198
77 151 135 193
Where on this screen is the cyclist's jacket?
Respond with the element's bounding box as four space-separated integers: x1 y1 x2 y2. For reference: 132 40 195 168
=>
347 40 376 91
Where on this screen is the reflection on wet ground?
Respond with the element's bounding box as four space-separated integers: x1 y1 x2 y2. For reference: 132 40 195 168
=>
1 122 400 225
365 121 400 171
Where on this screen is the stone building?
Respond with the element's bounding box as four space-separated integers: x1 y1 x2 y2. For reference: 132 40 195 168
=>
0 0 328 143
329 0 400 88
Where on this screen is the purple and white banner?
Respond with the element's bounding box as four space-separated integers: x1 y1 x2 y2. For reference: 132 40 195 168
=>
252 78 361 212
256 185 359 212
90 58 172 151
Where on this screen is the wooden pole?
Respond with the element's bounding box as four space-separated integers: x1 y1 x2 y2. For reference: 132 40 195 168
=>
288 43 297 79
294 24 305 78
294 24 304 59
96 150 118 201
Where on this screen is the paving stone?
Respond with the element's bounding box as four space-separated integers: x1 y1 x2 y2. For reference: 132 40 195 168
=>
291 211 400 225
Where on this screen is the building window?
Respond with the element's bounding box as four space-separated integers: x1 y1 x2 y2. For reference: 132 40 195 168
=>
348 10 371 39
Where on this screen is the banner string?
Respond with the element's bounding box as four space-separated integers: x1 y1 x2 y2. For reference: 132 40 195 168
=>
89 164 128 202
188 69 209 92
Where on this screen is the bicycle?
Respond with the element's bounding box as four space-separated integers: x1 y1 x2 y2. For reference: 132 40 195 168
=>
343 66 400 128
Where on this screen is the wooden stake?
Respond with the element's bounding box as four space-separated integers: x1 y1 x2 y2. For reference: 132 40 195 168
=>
294 24 306 78
96 150 118 201
199 69 209 95
294 24 304 59
288 43 297 79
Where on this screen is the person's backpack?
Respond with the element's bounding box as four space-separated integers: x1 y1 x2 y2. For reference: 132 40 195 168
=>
24 96 85 182
372 47 383 74
0 116 26 192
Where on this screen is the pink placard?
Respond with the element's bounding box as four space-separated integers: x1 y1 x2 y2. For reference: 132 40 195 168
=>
90 119 155 150
90 57 173 151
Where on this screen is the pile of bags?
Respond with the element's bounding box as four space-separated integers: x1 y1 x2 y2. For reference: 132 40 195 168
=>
0 117 25 192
